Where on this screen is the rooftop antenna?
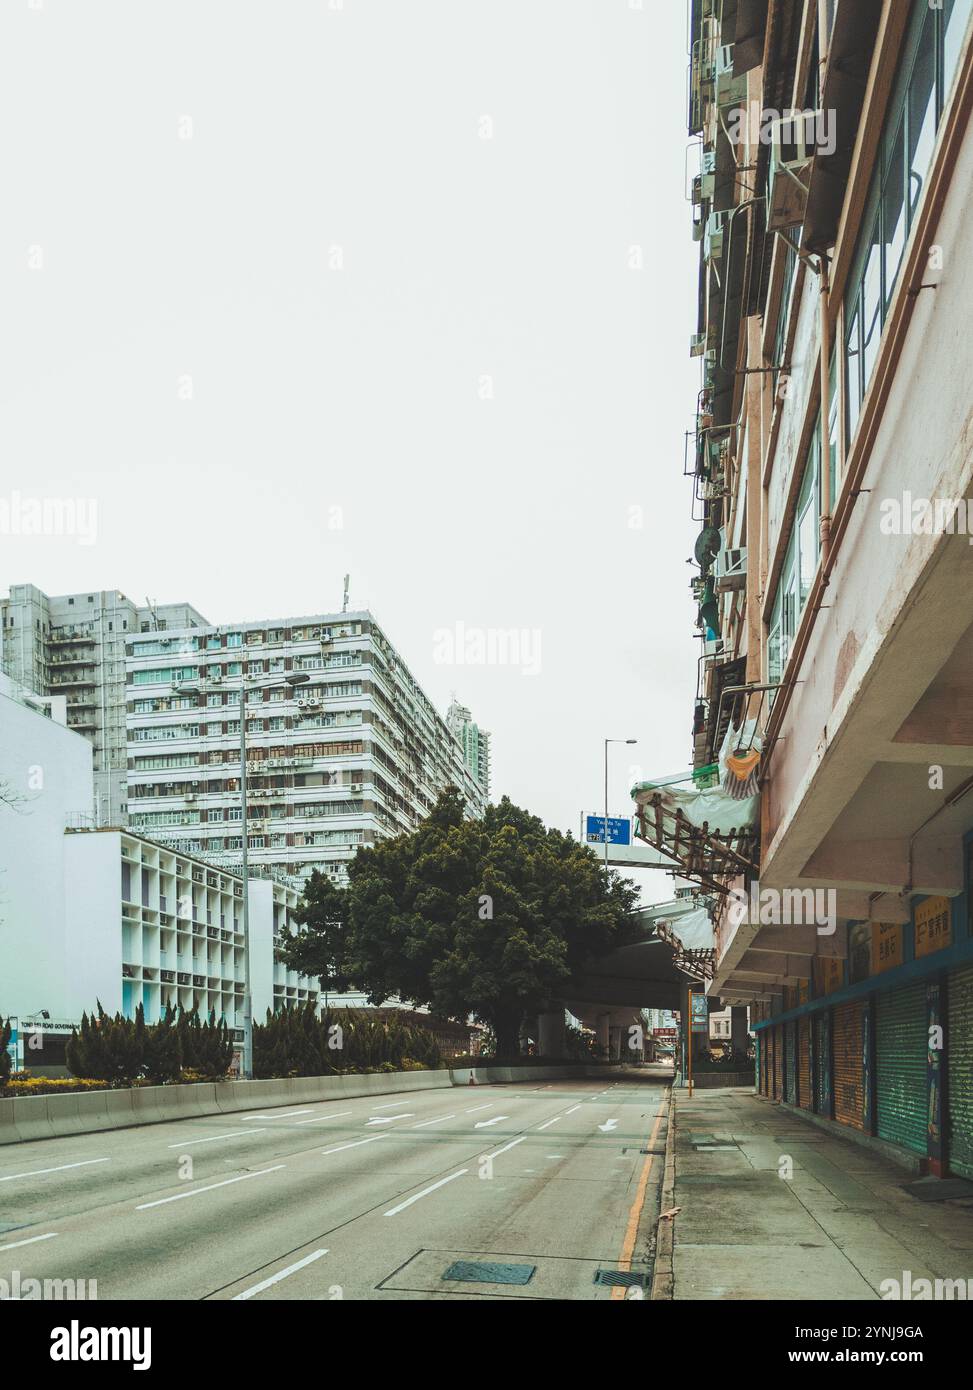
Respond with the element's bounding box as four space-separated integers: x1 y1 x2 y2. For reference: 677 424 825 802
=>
342 574 350 614
144 597 161 631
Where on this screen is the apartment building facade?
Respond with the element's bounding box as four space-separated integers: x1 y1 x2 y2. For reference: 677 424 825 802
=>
658 0 973 1175
0 584 208 826
124 610 488 882
446 698 491 797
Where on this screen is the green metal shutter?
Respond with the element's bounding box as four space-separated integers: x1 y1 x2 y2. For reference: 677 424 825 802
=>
785 1020 797 1103
833 1001 865 1130
772 1024 783 1100
815 1009 831 1117
799 1017 812 1109
948 964 973 1179
876 983 927 1155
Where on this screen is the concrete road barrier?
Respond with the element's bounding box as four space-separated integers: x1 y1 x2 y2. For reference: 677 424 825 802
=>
0 1063 623 1146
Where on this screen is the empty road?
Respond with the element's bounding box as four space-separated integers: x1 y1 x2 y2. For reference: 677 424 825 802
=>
0 1068 670 1300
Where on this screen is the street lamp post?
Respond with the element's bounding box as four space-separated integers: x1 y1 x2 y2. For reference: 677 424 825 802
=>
239 671 309 1080
179 670 309 1081
603 738 638 870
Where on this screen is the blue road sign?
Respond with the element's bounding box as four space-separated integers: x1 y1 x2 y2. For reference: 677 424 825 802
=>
586 815 631 847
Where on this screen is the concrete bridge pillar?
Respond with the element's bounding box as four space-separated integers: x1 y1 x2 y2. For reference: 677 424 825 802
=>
538 1008 567 1059
730 1005 749 1057
596 1013 611 1059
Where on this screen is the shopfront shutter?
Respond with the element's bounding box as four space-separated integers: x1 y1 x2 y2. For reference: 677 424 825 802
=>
785 1020 797 1103
772 1024 783 1100
948 964 973 1179
815 1009 832 1117
799 1016 812 1109
875 982 927 1155
833 1001 865 1130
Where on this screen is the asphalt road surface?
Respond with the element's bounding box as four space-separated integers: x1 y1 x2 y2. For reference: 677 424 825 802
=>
0 1067 671 1301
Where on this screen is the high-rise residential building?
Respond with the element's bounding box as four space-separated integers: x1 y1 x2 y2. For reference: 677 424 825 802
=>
0 584 208 826
662 0 973 1177
446 698 491 797
124 610 489 882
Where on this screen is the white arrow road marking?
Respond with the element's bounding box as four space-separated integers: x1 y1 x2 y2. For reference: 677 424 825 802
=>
384 1169 467 1216
366 1114 414 1126
473 1115 508 1128
412 1114 456 1128
241 1109 312 1120
137 1165 285 1210
598 1119 620 1132
233 1248 329 1301
321 1135 389 1156
0 1158 110 1181
0 1232 58 1251
167 1129 266 1148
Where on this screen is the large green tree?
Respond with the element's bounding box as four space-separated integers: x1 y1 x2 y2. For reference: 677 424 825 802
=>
281 791 640 1058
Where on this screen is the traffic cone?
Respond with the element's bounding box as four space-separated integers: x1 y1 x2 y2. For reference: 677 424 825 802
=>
468 1073 476 1086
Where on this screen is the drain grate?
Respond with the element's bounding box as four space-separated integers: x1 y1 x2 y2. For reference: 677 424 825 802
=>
442 1260 536 1285
902 1177 973 1203
593 1269 650 1289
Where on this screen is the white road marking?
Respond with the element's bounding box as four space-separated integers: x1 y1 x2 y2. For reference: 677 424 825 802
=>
366 1114 414 1126
167 1129 266 1149
0 1158 110 1182
412 1114 456 1128
241 1109 312 1120
473 1115 508 1129
136 1165 285 1210
232 1249 329 1300
384 1169 467 1216
320 1135 389 1156
537 1116 563 1130
465 1103 494 1113
295 1111 354 1125
482 1136 526 1159
0 1231 58 1252
371 1101 413 1110
598 1119 620 1132
564 1105 582 1115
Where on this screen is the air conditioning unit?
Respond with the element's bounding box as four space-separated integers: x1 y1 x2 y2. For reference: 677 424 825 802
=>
704 210 727 264
210 674 223 684
767 114 814 232
350 783 363 793
715 546 748 593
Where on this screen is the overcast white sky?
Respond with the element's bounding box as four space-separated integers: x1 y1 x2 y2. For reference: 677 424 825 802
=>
1 0 700 899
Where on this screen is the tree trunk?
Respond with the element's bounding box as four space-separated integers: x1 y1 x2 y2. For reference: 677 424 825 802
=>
492 1007 523 1061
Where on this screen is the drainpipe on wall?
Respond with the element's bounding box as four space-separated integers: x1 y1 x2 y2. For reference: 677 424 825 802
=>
818 251 832 571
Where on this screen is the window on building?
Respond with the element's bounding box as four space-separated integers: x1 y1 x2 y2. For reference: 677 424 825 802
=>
844 1 971 452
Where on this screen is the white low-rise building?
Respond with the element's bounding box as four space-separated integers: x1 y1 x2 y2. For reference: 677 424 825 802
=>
0 676 319 1071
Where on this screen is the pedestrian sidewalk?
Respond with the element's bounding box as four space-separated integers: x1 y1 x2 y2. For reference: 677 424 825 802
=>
659 1088 973 1300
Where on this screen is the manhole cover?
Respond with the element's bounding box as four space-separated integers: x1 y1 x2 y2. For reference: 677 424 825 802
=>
593 1269 649 1289
442 1260 536 1285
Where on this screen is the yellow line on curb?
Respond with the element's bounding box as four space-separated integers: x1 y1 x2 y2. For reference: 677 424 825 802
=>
611 1096 665 1302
